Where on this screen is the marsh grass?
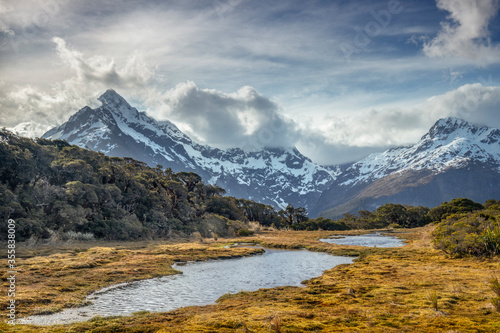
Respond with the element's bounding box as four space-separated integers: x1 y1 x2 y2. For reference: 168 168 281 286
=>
268 312 282 333
0 240 263 318
490 276 500 295
2 227 500 332
427 290 439 311
490 276 500 312
449 282 462 293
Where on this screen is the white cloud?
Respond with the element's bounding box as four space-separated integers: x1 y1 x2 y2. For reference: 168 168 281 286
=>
423 0 500 64
0 37 156 127
423 83 500 127
297 83 500 164
144 81 299 150
52 37 155 89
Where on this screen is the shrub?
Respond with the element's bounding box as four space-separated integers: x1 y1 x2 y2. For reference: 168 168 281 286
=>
63 231 95 241
432 208 500 257
292 217 349 231
237 229 254 237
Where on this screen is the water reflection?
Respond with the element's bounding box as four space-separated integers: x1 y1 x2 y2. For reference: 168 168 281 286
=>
320 232 405 248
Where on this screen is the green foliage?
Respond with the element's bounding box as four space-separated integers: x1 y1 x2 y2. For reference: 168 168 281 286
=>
490 276 500 312
426 290 439 311
485 199 500 210
206 196 247 222
291 217 349 231
278 204 308 226
428 198 484 222
432 204 500 257
337 203 430 229
236 198 283 227
237 229 254 237
0 131 265 241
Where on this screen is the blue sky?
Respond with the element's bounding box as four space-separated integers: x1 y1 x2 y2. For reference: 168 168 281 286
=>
1 0 500 164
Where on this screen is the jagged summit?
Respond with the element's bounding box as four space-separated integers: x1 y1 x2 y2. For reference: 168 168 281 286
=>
425 116 488 141
98 89 128 106
338 117 500 186
40 90 499 216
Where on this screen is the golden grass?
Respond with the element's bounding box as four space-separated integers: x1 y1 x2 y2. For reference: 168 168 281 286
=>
0 238 263 318
2 226 500 332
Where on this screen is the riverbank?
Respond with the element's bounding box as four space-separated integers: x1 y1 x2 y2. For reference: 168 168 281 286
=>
2 227 500 332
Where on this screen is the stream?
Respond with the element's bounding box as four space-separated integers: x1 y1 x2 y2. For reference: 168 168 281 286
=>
21 234 404 326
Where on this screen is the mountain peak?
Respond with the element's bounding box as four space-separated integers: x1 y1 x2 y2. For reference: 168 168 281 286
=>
434 116 470 128
426 116 481 140
98 89 129 108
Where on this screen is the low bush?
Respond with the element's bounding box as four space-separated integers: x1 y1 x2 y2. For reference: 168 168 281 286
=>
432 207 500 257
237 229 254 237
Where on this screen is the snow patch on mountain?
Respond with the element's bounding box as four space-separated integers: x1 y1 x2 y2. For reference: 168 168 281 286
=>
342 117 500 186
43 89 338 210
6 122 52 139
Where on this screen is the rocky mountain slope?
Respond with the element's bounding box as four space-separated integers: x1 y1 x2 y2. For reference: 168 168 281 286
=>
312 117 500 218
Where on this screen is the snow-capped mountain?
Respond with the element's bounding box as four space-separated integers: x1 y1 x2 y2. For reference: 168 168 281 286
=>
313 117 500 218
6 122 52 139
43 89 338 210
40 90 500 217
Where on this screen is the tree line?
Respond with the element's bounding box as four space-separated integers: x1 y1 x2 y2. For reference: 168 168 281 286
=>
1 130 498 248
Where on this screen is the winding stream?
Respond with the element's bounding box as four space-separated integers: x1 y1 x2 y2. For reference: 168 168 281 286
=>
22 234 405 326
21 249 354 325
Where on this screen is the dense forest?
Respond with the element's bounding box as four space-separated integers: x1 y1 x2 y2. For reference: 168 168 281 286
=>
1 130 498 248
0 131 265 241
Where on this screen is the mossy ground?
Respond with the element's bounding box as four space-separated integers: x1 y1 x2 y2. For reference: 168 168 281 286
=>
2 227 500 332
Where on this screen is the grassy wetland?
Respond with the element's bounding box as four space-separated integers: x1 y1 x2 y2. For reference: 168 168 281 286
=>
2 226 500 332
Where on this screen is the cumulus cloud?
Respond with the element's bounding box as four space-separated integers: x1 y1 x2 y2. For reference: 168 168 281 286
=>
423 83 500 127
52 37 155 89
423 0 500 64
0 37 156 127
145 81 299 150
297 83 500 165
0 36 298 151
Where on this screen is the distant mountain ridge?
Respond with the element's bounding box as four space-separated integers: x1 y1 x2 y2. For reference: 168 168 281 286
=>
312 117 500 218
43 89 338 211
34 89 500 216
6 122 52 139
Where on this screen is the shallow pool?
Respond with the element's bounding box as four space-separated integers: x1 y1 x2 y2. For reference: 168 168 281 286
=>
320 232 406 248
21 248 354 325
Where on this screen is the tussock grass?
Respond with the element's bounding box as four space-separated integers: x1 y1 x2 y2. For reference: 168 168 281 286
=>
0 239 263 319
491 276 500 312
2 227 500 332
426 290 439 311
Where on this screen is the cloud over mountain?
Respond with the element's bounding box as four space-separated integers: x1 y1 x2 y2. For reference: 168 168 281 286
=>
144 81 299 150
